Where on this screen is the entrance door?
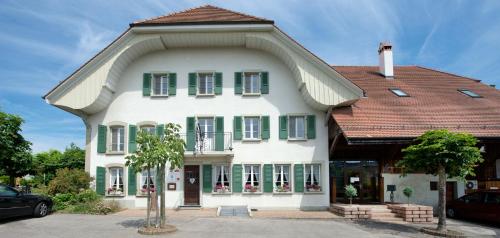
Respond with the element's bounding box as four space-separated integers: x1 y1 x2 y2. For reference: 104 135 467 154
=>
332 160 379 203
446 182 456 202
184 165 200 205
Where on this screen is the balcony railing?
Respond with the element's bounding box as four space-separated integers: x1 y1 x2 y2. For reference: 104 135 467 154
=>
179 132 232 153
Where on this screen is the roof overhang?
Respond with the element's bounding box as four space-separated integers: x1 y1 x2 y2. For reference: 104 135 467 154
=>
44 23 363 116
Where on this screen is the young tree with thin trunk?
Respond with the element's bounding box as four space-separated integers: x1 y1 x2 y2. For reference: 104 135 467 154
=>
397 129 483 232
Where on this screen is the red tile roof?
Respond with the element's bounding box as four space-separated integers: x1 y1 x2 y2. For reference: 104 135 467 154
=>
331 66 500 139
131 5 273 26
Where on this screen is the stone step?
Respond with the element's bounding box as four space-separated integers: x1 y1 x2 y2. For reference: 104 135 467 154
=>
372 217 405 222
178 205 201 210
370 208 392 213
370 213 398 218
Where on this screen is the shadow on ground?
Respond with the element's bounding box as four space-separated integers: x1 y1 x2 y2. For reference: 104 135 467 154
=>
353 220 422 234
117 218 145 228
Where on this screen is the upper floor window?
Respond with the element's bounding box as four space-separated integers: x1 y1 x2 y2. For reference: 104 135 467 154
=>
108 167 124 196
198 117 215 139
458 89 481 98
389 88 409 97
244 116 260 140
152 74 168 96
198 73 214 95
244 72 260 94
110 126 124 152
288 116 306 140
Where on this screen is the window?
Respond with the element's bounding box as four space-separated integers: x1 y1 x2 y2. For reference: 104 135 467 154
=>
462 193 483 204
430 182 438 191
485 193 499 204
244 165 261 192
198 73 214 95
108 167 124 195
244 117 260 139
140 125 156 135
458 89 481 98
213 165 231 193
244 72 260 94
139 169 156 194
152 74 168 96
110 126 124 152
0 185 18 196
305 164 321 192
288 116 305 139
198 118 214 139
274 165 291 192
389 88 409 97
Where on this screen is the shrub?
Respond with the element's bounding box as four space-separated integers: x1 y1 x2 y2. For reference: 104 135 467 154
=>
403 187 413 205
52 189 121 215
48 168 91 195
0 175 9 184
345 184 358 205
52 193 76 210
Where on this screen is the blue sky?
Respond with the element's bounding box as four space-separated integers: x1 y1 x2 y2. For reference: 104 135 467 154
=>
1 0 500 153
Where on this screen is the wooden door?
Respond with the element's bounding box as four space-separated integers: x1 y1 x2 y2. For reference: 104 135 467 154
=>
184 165 200 205
446 182 455 202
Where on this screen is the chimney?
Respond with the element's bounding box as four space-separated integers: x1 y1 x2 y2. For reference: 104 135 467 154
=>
378 42 394 79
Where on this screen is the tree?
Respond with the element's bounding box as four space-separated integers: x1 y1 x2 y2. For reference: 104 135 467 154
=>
60 143 85 170
0 110 32 185
402 187 413 206
32 150 63 184
125 123 185 230
345 184 357 205
397 129 483 232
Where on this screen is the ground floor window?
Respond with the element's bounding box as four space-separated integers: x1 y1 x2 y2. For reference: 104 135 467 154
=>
305 164 321 192
274 164 291 192
108 167 124 195
213 165 231 193
244 165 261 192
140 169 156 194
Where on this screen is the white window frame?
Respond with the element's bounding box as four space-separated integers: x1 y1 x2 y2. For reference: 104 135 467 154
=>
213 164 231 193
243 116 260 140
197 117 215 139
288 115 306 140
243 164 261 193
243 72 261 95
108 167 124 196
304 164 322 192
197 72 215 95
152 73 169 96
138 169 156 195
110 125 125 153
274 164 291 193
140 125 156 135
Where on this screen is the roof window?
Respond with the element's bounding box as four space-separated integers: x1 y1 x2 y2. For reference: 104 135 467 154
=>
458 89 481 98
389 88 409 97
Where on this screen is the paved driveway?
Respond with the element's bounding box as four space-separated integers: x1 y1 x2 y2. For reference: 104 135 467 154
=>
0 213 497 238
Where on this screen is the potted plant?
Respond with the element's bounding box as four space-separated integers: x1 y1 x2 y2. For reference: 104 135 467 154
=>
345 184 357 205
245 184 258 192
403 187 413 206
276 183 291 192
306 184 321 192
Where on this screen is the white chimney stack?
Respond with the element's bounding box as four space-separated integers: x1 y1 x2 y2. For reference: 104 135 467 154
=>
378 42 394 79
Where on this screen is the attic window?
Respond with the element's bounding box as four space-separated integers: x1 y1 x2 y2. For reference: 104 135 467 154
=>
458 89 481 98
389 88 409 97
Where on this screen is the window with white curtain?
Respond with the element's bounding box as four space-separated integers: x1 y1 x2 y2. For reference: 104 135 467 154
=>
244 117 260 139
244 165 260 192
140 169 156 194
140 125 156 135
305 164 321 192
198 73 214 95
213 165 231 193
108 167 124 195
153 74 168 96
288 116 305 139
198 118 214 139
274 164 291 192
243 72 260 94
110 126 124 152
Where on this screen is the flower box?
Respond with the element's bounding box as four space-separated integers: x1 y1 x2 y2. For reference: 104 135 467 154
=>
214 185 231 193
306 184 321 192
107 187 123 196
244 184 259 193
275 184 291 193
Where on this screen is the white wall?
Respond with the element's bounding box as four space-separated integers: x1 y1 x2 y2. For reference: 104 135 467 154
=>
382 173 465 211
89 47 329 209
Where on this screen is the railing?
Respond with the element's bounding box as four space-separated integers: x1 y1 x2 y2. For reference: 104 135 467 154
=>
178 132 233 153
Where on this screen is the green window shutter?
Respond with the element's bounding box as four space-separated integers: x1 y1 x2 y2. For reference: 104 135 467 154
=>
128 167 136 196
203 165 212 193
96 167 106 195
168 73 177 96
156 124 164 138
294 164 304 193
234 72 242 95
233 116 242 140
261 72 269 94
307 115 316 139
188 73 197 95
128 125 137 153
263 164 273 193
186 117 195 151
279 116 288 139
261 116 270 139
232 164 243 193
214 72 223 95
143 73 151 96
215 116 224 151
97 125 107 153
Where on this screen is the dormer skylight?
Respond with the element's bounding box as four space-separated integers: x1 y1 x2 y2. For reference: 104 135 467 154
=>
389 88 409 97
458 89 481 98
